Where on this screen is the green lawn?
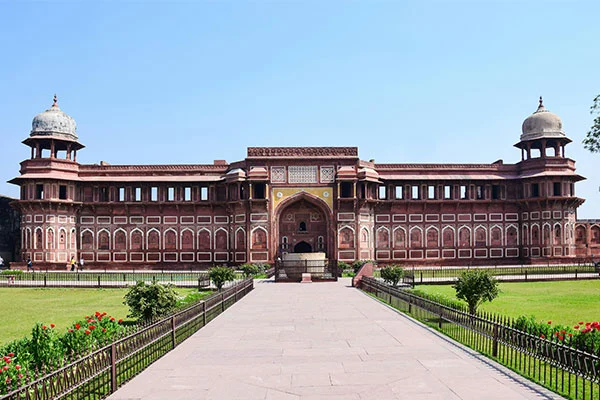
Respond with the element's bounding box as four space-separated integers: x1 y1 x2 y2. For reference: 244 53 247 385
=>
0 287 197 346
415 280 600 327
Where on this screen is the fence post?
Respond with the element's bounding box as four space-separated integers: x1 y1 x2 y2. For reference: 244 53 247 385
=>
524 270 527 281
110 343 117 393
575 269 578 279
44 275 47 287
221 292 225 312
171 316 177 349
202 301 206 326
492 324 499 357
198 278 202 291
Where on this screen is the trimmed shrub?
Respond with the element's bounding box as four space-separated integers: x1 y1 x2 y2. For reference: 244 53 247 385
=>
124 281 179 321
240 263 261 277
380 265 404 286
1 269 23 275
209 266 236 290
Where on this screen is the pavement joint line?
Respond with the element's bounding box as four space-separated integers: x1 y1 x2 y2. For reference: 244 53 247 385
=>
356 287 561 399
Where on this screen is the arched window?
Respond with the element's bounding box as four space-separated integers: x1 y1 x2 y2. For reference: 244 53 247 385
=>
591 226 600 244
475 227 486 247
317 236 324 251
236 229 246 250
165 230 177 250
182 230 194 250
394 229 406 249
553 225 562 246
115 230 126 251
35 229 43 250
575 226 586 245
377 228 390 249
339 227 354 248
531 225 540 245
81 231 93 250
131 230 143 250
491 227 502 246
506 226 518 246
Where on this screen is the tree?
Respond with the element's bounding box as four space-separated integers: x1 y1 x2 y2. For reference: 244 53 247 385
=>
380 265 404 286
452 270 500 315
583 94 600 153
209 266 235 290
123 281 179 321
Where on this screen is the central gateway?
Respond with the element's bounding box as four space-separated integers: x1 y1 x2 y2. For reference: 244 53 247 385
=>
278 198 327 256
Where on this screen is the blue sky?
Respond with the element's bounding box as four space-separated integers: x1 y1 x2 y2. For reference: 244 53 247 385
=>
1 1 599 218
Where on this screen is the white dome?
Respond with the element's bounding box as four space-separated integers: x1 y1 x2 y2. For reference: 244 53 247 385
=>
30 95 78 140
520 97 564 142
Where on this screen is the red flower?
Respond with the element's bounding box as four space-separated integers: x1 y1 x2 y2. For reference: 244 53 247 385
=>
560 330 566 334
18 373 23 379
540 334 545 339
7 353 14 357
68 329 73 333
547 320 552 324
89 325 96 330
50 323 55 328
42 325 47 330
554 332 559 337
558 335 564 341
568 333 573 337
5 359 10 364
75 323 81 330
574 325 580 329
102 328 107 333
118 319 123 324
579 321 584 325
85 316 90 319
15 365 20 370
84 330 91 335
2 366 8 371
110 317 115 322
95 312 101 317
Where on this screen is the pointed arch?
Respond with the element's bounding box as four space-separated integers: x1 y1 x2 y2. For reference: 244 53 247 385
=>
130 228 144 250
250 226 267 250
338 225 355 248
490 224 503 247
506 224 518 246
235 227 246 250
35 227 44 250
47 227 55 250
81 229 94 250
542 223 551 246
181 228 194 251
25 227 32 250
197 228 211 251
474 225 487 247
114 228 127 251
215 227 229 250
393 226 406 249
553 223 562 246
458 225 471 247
97 229 110 250
426 226 439 248
522 223 529 246
147 228 160 250
58 227 67 250
409 226 423 248
360 227 370 248
531 224 540 246
442 226 455 247
69 228 77 250
376 226 390 249
164 228 177 250
591 225 600 245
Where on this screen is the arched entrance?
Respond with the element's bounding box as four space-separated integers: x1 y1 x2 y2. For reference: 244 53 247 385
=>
276 194 330 258
294 241 312 253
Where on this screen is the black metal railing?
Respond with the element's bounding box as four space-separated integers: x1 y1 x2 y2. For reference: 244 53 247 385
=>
360 277 600 400
275 259 338 281
403 264 600 286
0 278 253 400
0 271 210 288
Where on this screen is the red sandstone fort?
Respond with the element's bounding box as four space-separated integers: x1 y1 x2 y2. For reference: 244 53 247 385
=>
8 96 600 269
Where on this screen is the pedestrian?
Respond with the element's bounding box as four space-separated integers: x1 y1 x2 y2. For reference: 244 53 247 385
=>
26 257 33 272
0 255 4 269
70 256 76 271
79 257 84 271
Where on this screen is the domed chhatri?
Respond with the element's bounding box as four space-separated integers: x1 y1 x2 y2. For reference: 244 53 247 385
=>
520 96 565 142
30 94 78 140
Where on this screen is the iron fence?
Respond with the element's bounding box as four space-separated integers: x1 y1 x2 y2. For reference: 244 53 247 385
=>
403 264 600 286
275 259 338 281
0 271 210 289
0 278 253 400
360 276 600 400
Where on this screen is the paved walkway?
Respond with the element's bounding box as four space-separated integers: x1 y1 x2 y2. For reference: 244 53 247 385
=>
109 279 558 400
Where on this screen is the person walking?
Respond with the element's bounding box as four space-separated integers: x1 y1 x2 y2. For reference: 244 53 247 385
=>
70 256 76 271
79 257 84 271
26 257 33 272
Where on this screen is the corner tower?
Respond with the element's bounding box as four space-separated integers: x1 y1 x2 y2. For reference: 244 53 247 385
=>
515 97 584 260
9 96 84 266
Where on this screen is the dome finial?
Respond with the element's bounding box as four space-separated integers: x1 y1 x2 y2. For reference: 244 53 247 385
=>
52 94 58 107
539 96 543 107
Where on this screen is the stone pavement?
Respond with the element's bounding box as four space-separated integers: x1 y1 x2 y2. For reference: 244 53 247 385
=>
108 278 559 400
